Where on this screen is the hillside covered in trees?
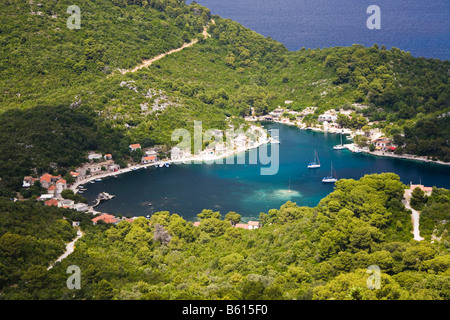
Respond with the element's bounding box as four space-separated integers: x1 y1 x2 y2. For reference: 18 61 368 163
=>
1 173 448 300
0 0 449 197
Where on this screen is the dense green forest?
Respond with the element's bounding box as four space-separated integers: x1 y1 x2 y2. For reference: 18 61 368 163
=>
0 198 93 290
0 0 449 301
0 173 448 300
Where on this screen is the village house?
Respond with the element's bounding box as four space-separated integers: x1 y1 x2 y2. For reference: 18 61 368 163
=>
318 111 338 123
39 173 53 189
410 184 433 195
48 185 56 195
44 198 58 207
88 152 103 160
22 176 37 188
144 148 159 157
80 160 120 178
104 154 113 160
141 155 157 164
92 213 119 225
235 223 249 229
372 137 392 151
55 178 67 194
71 202 89 212
248 221 260 230
70 171 80 182
58 199 74 208
129 144 142 152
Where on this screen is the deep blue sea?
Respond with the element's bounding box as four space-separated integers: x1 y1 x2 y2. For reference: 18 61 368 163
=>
83 123 450 221
188 0 449 60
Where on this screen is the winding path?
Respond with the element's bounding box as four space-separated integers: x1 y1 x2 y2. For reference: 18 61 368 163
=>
403 189 424 241
121 20 214 74
47 228 83 270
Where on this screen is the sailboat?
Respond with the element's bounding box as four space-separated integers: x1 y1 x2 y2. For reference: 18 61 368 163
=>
333 133 346 150
322 162 338 183
307 150 321 168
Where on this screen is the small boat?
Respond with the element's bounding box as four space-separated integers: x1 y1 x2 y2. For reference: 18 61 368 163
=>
148 203 152 206
78 191 84 194
78 185 85 189
90 180 95 184
132 167 138 171
322 162 338 183
159 163 164 168
308 150 321 168
165 163 170 167
333 133 346 150
95 178 102 182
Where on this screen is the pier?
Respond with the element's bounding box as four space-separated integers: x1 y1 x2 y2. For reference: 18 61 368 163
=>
92 192 115 208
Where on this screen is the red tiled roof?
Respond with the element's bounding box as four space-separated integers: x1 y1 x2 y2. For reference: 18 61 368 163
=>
235 223 249 229
193 221 201 227
144 156 156 161
92 214 118 224
40 173 52 183
70 171 79 176
129 144 141 149
44 199 58 206
411 184 433 192
248 221 259 226
48 185 56 191
56 179 66 184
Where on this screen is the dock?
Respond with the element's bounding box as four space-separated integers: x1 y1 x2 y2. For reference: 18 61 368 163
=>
92 192 115 208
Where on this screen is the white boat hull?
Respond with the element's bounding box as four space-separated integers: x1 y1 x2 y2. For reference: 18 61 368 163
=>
322 178 337 183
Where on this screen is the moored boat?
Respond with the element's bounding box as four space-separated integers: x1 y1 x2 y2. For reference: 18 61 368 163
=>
308 150 321 168
322 162 338 183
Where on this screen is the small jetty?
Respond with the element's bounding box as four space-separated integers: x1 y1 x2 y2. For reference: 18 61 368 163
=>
92 192 115 208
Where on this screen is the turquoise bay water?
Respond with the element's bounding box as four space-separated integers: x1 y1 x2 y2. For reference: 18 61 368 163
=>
83 123 450 221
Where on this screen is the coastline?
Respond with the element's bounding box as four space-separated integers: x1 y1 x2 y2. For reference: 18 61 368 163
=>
270 119 450 166
70 136 273 195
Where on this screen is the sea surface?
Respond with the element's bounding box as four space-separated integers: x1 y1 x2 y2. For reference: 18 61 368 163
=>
83 123 450 221
188 0 450 61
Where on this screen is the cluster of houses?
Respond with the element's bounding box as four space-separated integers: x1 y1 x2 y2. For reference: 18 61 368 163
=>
170 126 267 161
22 173 89 211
